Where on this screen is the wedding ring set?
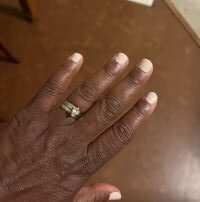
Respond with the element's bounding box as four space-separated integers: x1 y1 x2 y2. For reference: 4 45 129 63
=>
61 100 81 118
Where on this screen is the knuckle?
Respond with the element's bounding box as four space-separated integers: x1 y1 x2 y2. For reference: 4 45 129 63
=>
14 110 31 126
135 104 146 119
103 63 116 78
43 80 63 97
128 73 141 87
82 145 102 175
77 82 98 103
112 121 133 144
98 95 122 121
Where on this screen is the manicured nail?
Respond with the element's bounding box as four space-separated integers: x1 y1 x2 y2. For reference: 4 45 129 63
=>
146 92 158 104
109 192 121 200
138 59 153 73
69 53 82 63
114 53 128 65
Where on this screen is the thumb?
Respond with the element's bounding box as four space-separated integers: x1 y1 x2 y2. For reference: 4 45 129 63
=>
73 183 121 202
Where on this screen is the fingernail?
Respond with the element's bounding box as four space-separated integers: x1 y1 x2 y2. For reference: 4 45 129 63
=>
114 53 128 65
146 92 158 104
69 53 82 63
138 59 153 73
109 192 121 200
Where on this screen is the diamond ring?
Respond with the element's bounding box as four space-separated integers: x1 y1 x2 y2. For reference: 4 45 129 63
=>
61 100 81 118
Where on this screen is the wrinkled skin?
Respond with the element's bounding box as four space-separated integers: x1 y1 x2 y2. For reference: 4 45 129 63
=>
0 53 157 202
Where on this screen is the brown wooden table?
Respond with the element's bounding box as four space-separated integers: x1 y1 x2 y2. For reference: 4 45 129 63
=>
0 0 200 201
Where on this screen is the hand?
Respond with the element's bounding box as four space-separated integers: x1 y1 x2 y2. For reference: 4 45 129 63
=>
0 53 157 202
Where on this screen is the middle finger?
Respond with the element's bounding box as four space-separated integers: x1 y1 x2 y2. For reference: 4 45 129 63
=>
68 53 130 113
76 59 153 143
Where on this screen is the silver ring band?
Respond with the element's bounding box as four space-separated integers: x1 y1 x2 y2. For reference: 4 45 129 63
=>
61 101 81 118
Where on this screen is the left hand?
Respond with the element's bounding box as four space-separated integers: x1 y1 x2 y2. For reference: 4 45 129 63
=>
0 52 157 202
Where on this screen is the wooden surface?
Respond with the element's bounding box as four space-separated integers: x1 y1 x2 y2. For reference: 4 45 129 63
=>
0 0 200 201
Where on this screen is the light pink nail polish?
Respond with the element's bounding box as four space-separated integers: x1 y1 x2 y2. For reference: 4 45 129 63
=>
146 92 158 104
109 192 121 200
69 53 82 63
115 53 128 65
138 58 153 73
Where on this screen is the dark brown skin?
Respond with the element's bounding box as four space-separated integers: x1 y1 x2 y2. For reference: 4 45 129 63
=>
0 53 157 202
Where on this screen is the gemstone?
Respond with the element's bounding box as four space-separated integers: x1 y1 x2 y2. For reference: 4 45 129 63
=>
71 107 80 118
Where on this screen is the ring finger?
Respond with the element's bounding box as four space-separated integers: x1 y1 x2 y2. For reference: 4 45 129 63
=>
76 58 153 143
68 53 130 113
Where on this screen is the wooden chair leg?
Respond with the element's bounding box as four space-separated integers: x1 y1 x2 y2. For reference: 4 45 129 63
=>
0 42 19 63
18 0 35 22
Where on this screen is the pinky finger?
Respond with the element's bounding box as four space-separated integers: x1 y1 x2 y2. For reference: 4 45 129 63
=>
85 92 158 174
